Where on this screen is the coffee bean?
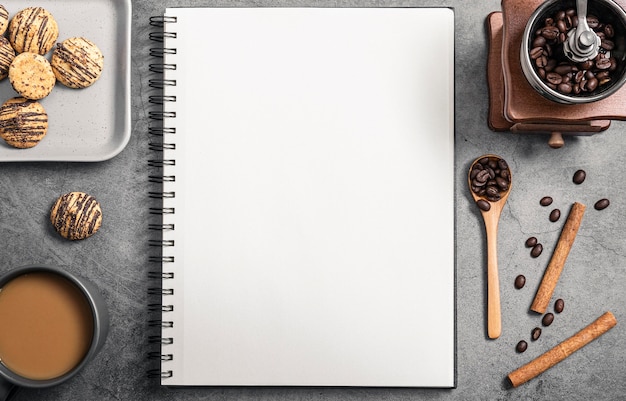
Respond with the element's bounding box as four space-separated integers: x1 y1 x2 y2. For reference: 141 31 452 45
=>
586 77 599 91
476 199 491 211
496 176 509 191
596 57 612 70
525 236 538 247
555 298 565 313
514 275 526 289
530 46 544 59
573 169 586 184
516 340 528 353
531 327 542 341
574 70 585 83
541 26 560 40
594 198 610 210
580 60 594 70
535 55 548 68
542 312 555 326
475 169 490 184
549 208 561 222
601 39 615 51
557 82 572 94
531 243 543 258
533 35 547 48
546 72 562 85
553 64 573 75
540 196 553 206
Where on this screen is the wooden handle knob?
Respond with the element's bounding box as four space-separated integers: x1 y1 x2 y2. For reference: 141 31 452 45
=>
548 132 564 148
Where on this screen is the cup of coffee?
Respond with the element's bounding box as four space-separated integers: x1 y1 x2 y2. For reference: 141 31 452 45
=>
0 265 109 400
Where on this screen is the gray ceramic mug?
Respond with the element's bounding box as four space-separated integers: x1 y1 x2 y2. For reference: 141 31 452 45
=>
0 265 109 401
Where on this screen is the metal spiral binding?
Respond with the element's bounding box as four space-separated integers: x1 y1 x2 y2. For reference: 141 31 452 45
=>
149 207 175 215
148 303 174 313
149 191 175 199
148 159 175 168
147 271 175 279
149 335 173 344
148 255 175 263
148 142 175 151
149 63 176 73
148 288 175 296
148 12 177 380
148 95 176 105
149 126 176 136
149 175 175 183
148 319 174 328
149 79 176 89
149 15 177 27
149 239 175 247
147 370 173 379
148 111 176 121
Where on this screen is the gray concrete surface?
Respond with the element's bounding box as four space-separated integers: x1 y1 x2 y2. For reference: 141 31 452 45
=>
0 0 624 400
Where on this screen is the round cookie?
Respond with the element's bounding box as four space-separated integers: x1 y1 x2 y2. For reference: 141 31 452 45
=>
51 37 104 89
50 192 103 240
8 7 59 55
0 97 48 149
0 5 9 36
9 52 55 99
0 36 16 80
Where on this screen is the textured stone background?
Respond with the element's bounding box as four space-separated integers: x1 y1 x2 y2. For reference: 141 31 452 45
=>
0 0 624 400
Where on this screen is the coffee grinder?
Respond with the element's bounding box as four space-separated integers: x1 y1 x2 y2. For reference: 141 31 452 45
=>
487 0 626 148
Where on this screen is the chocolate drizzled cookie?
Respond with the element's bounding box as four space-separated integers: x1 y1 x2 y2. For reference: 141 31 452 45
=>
0 5 9 36
8 7 59 55
51 37 104 89
50 192 103 240
0 36 15 80
0 97 48 148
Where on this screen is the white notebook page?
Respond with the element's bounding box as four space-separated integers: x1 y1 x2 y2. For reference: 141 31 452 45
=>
161 7 455 387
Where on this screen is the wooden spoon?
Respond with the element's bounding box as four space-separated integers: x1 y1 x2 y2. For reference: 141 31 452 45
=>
468 155 512 339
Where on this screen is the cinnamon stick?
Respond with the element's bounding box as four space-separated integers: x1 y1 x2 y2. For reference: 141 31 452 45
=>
530 202 585 314
508 311 617 387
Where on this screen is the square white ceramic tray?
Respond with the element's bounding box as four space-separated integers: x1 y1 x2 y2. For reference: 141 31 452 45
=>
0 0 131 162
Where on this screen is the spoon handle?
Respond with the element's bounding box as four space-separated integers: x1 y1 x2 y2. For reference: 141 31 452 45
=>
484 212 502 339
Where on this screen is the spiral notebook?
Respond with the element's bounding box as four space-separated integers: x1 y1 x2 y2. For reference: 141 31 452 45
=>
149 7 455 387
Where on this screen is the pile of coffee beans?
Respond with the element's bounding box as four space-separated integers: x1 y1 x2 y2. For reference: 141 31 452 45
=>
530 7 620 96
470 156 511 211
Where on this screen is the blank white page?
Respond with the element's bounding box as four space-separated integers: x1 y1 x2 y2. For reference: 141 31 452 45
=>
160 7 455 387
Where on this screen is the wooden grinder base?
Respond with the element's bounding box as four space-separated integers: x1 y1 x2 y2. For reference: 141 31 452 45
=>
487 0 626 148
